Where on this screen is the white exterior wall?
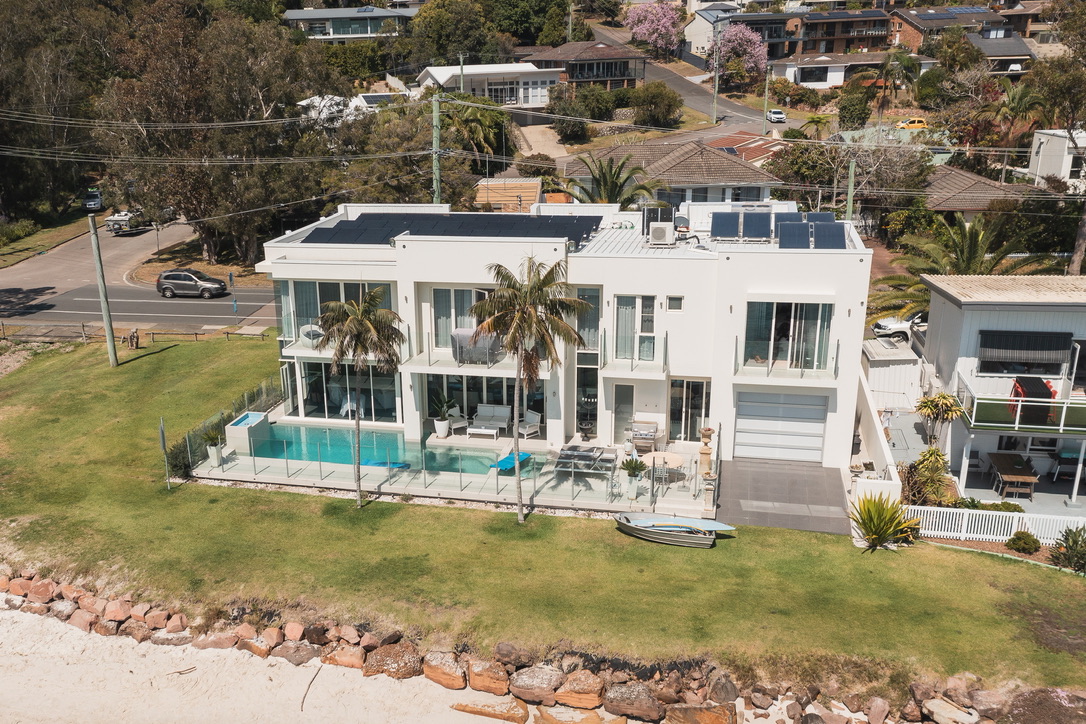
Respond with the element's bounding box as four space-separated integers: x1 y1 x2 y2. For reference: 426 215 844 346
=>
862 357 921 411
1028 130 1086 191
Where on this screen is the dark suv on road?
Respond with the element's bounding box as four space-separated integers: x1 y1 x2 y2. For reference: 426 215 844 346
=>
156 268 228 298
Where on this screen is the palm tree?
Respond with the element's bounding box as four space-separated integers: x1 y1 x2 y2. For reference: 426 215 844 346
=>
316 288 405 507
979 78 1045 182
469 257 588 523
915 393 964 447
869 212 1060 322
800 114 832 141
846 49 920 124
565 154 667 210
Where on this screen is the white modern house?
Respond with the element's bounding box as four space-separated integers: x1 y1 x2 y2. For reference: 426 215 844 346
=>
919 275 1086 512
1027 129 1086 192
770 51 936 89
283 6 415 43
416 63 560 108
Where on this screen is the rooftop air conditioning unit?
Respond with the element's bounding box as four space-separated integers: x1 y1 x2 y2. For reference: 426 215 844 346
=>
648 222 676 247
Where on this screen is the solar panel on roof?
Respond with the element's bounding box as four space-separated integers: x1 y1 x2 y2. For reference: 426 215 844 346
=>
722 146 738 155
741 212 772 240
298 213 603 245
777 222 811 249
773 212 804 236
812 222 847 249
926 13 955 20
710 212 741 238
805 212 837 224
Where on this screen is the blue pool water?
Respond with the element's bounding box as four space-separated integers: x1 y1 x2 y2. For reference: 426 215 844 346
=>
250 424 537 476
230 411 265 427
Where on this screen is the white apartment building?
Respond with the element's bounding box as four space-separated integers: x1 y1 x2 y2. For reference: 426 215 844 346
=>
255 201 872 471
1027 129 1086 192
416 63 560 108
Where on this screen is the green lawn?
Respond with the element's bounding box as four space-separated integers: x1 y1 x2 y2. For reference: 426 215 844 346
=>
1 339 1085 693
0 211 108 269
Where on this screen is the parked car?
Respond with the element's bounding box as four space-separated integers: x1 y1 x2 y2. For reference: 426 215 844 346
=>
871 311 926 342
156 268 227 299
82 189 103 211
766 109 787 123
895 117 928 129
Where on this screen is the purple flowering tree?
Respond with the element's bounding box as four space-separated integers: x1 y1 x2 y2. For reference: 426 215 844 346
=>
626 2 684 60
707 24 768 89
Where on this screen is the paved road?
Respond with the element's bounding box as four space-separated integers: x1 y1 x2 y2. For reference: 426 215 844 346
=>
0 219 273 328
590 24 763 124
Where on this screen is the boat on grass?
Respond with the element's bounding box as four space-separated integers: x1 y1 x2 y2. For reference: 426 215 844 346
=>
613 513 736 548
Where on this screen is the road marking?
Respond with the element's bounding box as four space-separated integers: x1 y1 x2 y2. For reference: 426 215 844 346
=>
1 309 277 320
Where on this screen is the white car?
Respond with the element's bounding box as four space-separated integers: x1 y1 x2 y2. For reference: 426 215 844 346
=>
766 109 787 123
871 311 926 342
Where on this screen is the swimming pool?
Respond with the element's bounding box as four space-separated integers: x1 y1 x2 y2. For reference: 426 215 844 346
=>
249 423 538 476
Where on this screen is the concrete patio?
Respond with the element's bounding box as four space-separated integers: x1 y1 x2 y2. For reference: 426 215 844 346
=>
715 459 851 535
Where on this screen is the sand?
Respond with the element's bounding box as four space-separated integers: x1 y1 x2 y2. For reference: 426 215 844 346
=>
0 610 500 723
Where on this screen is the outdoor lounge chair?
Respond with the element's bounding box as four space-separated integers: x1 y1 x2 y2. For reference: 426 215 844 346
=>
447 405 469 433
518 410 542 439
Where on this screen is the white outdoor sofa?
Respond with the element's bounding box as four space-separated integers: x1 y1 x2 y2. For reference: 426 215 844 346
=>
473 404 512 432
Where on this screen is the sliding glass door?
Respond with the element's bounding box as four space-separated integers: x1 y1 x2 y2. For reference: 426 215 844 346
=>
743 302 832 371
668 379 711 441
615 295 655 361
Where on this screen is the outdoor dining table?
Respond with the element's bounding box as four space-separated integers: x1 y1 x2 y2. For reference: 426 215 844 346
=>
988 452 1039 501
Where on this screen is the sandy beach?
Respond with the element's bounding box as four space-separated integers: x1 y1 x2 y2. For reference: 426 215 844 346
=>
0 610 502 723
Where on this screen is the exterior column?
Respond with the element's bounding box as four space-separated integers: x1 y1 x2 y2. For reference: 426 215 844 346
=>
958 434 973 495
1068 438 1085 509
402 373 424 441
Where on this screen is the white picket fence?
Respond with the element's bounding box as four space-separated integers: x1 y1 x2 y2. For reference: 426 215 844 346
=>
907 505 1086 546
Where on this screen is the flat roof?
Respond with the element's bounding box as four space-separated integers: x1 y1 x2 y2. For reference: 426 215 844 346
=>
418 63 556 85
285 7 414 19
292 212 602 245
863 337 920 362
923 275 1086 305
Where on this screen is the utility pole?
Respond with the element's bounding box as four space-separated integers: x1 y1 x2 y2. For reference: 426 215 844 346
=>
761 68 771 135
88 215 118 368
432 96 442 204
711 22 721 125
845 159 857 221
568 0 574 43
458 52 466 93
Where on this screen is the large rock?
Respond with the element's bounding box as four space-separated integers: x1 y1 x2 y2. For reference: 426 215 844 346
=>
48 599 79 621
707 672 739 706
0 575 8 592
451 698 529 724
423 651 466 690
68 609 98 633
604 682 666 722
57 584 84 601
804 703 847 724
749 693 772 710
909 682 935 706
921 699 979 724
363 641 423 679
900 699 922 722
165 614 188 634
27 579 56 604
303 625 329 646
535 705 605 724
358 631 380 651
7 578 31 597
664 703 737 724
104 600 132 622
79 596 108 617
150 630 193 646
555 669 605 710
236 637 273 658
20 602 49 616
263 627 285 648
467 657 510 696
1 594 25 611
494 641 534 668
320 644 365 669
94 620 120 636
283 621 305 641
192 633 239 650
337 625 360 645
119 619 153 643
271 640 321 666
145 609 169 629
968 690 1008 720
234 622 257 640
509 664 565 706
864 696 890 724
842 693 863 713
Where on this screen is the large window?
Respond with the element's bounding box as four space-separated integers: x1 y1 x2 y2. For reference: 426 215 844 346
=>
669 379 711 441
577 287 600 350
299 361 398 422
798 67 829 84
978 330 1071 376
292 280 391 338
615 295 655 361
426 374 543 424
743 301 833 371
432 288 477 348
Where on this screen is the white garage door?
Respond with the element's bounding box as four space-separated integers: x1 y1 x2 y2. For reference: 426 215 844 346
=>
734 392 827 462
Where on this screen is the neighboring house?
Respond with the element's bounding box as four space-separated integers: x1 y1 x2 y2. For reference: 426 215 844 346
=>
684 3 741 58
524 42 648 90
966 26 1035 78
1027 129 1086 192
255 200 872 477
685 8 804 61
474 178 544 212
918 275 1086 511
705 130 791 167
1000 0 1068 59
771 51 936 89
890 6 1007 52
297 93 410 125
283 7 415 44
416 63 560 108
924 165 1054 223
562 141 782 206
797 9 891 56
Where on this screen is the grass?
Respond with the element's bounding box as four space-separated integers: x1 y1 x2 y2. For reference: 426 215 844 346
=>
565 106 714 154
0 211 109 270
130 240 271 288
0 340 1085 692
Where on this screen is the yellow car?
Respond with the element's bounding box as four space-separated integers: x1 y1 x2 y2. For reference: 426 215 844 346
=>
895 117 928 129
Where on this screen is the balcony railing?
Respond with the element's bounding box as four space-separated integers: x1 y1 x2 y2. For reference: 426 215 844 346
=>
957 377 1086 434
846 27 888 36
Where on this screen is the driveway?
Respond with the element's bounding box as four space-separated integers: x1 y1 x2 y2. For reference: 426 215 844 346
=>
518 125 568 159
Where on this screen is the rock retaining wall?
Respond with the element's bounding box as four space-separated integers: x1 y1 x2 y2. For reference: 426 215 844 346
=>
0 567 1075 724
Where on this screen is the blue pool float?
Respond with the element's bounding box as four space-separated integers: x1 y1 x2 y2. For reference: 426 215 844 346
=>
490 452 530 471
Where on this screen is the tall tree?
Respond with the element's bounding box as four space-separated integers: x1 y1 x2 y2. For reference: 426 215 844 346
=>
800 114 832 141
706 24 767 90
406 0 497 67
469 258 588 523
625 2 684 60
565 154 665 208
869 213 1061 321
316 288 406 508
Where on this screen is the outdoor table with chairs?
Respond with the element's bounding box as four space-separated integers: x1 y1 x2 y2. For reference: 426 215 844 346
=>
642 451 688 490
988 452 1039 502
555 445 618 477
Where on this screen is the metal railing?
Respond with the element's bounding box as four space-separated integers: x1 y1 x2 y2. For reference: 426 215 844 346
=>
957 377 1086 434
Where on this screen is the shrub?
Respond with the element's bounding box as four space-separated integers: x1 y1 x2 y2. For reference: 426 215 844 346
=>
398 493 414 503
1006 530 1041 555
1049 526 1086 574
629 81 682 127
849 494 919 552
0 218 41 246
837 91 871 131
981 501 1026 513
781 127 808 140
610 86 634 108
547 97 589 143
514 153 558 179
576 83 615 121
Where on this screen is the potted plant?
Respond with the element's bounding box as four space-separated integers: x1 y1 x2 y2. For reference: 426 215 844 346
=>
431 392 455 439
620 458 647 500
200 428 224 467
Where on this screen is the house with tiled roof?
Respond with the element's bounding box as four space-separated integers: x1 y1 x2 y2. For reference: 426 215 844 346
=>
562 141 781 206
966 26 1035 78
890 6 1006 52
1001 1 1068 59
473 178 544 212
524 42 648 90
770 51 936 89
923 165 1053 222
797 9 891 56
704 131 791 167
